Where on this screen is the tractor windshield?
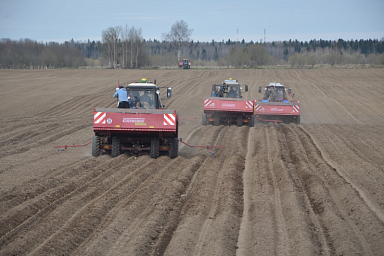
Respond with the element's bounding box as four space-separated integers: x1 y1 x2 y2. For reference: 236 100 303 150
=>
275 88 286 102
265 86 286 102
127 89 156 109
227 86 240 98
212 84 241 98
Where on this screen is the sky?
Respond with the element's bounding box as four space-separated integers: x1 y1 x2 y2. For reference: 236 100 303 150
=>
0 0 383 44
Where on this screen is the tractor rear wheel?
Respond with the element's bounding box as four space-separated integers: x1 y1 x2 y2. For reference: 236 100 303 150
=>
92 136 100 157
296 115 301 124
150 137 159 159
111 136 121 157
202 113 207 126
237 114 243 126
249 115 255 127
169 137 179 158
214 112 220 126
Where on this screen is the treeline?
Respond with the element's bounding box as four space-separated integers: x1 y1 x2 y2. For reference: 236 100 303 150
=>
1 35 383 69
0 38 86 69
228 39 384 67
146 38 384 67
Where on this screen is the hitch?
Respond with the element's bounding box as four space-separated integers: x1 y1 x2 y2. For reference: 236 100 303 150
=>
54 140 92 152
178 138 226 157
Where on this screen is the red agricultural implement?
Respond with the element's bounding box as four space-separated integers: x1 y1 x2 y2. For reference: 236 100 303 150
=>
93 80 179 159
203 79 255 127
255 82 300 124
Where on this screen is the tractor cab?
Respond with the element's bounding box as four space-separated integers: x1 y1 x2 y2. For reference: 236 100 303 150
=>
211 79 248 98
259 82 289 103
182 59 191 69
126 79 171 109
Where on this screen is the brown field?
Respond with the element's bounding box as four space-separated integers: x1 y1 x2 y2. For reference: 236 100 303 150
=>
0 68 384 256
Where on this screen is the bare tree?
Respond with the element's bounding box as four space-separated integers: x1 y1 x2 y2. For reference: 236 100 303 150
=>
162 20 193 61
102 26 121 68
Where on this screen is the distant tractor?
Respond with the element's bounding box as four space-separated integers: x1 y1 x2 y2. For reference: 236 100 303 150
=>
182 59 191 69
255 82 300 124
203 79 254 126
93 79 179 159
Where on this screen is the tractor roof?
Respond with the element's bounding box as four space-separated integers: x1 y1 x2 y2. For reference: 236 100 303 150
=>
224 79 239 85
127 83 158 89
268 82 284 87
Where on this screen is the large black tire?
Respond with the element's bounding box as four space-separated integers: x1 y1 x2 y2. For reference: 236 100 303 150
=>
296 115 301 125
237 114 243 126
214 112 220 126
92 136 100 157
249 115 255 127
111 136 120 157
150 137 159 159
202 113 207 126
169 137 179 159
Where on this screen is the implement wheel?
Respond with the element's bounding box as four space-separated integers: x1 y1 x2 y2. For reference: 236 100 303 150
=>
150 137 159 159
92 136 100 157
249 115 255 127
202 113 207 126
111 136 121 157
214 112 220 126
169 137 179 159
237 114 243 126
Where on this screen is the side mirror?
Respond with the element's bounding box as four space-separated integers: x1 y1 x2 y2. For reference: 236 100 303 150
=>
245 85 248 92
167 88 172 98
289 88 292 93
258 87 261 93
162 105 165 108
154 79 156 85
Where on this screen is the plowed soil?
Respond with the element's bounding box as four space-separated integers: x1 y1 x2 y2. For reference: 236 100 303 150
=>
1 68 384 256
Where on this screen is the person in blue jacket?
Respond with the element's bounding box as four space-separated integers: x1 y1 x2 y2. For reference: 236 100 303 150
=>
113 85 130 108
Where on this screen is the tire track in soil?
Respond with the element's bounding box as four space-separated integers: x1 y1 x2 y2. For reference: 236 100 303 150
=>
0 156 145 255
282 124 384 255
263 125 289 255
0 123 229 256
93 154 207 256
300 124 384 224
0 122 90 159
236 125 329 256
279 70 315 124
293 70 363 125
164 125 247 256
69 126 229 255
0 154 142 253
0 155 107 216
31 155 177 256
